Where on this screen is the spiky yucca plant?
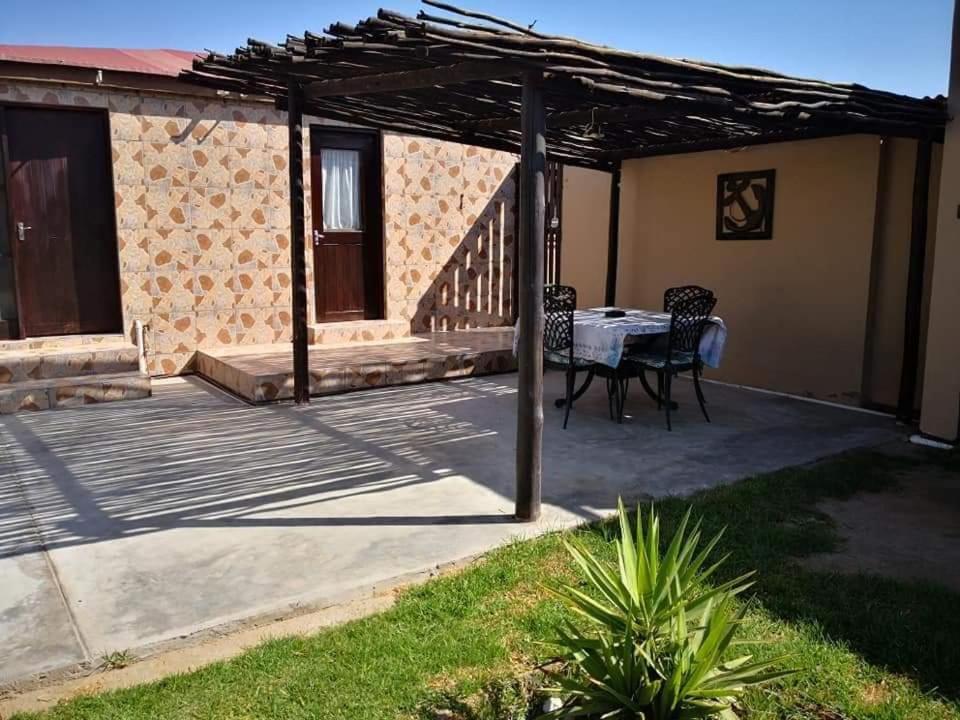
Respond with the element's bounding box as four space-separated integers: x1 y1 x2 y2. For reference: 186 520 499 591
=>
543 500 792 719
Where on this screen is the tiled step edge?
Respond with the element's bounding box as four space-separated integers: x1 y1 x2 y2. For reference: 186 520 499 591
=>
0 334 128 352
0 344 140 384
308 320 411 346
260 349 517 402
0 371 152 414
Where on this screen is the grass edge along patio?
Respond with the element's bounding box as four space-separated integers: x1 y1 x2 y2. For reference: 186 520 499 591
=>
6 446 960 720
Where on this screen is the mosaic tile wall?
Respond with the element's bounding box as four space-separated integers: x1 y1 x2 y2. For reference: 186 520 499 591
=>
0 81 517 376
383 135 517 332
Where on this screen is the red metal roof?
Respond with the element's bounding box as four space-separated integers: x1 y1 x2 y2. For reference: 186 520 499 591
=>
0 46 198 77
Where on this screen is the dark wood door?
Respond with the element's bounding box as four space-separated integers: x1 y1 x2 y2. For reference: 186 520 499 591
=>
310 129 384 323
3 107 122 337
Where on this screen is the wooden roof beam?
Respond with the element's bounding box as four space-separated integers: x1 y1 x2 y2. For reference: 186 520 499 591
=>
303 60 525 99
465 103 699 131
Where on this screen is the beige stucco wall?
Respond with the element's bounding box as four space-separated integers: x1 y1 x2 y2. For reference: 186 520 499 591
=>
920 4 960 441
559 166 610 308
615 135 885 404
560 133 944 410
0 81 516 375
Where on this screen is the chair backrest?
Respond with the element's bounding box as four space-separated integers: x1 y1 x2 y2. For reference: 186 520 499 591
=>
544 284 576 358
667 293 717 359
664 285 715 313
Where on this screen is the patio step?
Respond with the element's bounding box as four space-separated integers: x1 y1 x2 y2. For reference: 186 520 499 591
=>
0 371 151 414
308 319 410 346
0 333 127 352
196 327 515 403
0 342 140 384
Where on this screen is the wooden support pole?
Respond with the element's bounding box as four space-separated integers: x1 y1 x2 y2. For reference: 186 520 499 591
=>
288 79 310 404
896 138 933 423
604 163 622 306
515 70 546 522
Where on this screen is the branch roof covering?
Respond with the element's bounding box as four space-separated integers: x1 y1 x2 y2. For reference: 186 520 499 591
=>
184 1 947 168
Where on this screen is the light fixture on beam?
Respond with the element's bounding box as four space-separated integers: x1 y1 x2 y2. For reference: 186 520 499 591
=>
582 107 605 140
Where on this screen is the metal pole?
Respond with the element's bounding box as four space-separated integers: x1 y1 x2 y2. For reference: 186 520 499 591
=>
515 71 546 521
287 79 310 404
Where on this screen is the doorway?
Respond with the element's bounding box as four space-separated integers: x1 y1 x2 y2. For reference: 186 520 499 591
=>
0 105 122 337
309 128 385 323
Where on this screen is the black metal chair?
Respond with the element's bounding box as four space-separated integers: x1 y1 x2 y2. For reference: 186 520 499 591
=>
664 285 715 312
625 293 717 431
593 361 631 424
543 284 593 429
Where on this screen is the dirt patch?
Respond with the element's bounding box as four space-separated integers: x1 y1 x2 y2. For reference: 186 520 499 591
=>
802 466 960 591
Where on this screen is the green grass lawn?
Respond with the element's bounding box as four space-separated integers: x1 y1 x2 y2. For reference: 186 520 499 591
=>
15 448 960 720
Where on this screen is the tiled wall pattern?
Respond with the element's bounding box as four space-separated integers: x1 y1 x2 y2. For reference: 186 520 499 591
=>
383 135 517 332
0 81 517 375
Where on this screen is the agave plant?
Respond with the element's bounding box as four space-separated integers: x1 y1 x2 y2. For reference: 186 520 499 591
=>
542 500 792 719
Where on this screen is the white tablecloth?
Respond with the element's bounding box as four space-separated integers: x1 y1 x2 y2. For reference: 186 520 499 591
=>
515 307 727 369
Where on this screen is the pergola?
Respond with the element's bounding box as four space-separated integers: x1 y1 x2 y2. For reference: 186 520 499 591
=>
183 1 947 520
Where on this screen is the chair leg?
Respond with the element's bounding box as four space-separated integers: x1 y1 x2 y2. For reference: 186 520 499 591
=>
563 368 575 429
693 366 710 423
664 371 673 431
605 376 615 421
617 376 629 423
656 371 663 410
613 376 627 425
695 362 707 405
607 373 628 423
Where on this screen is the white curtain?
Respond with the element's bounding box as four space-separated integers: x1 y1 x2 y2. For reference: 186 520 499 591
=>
321 149 361 231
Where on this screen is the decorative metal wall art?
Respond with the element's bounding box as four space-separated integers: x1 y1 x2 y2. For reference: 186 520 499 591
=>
716 169 776 240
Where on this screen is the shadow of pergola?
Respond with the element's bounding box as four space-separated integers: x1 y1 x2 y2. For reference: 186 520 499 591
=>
0 376 539 560
0 372 899 562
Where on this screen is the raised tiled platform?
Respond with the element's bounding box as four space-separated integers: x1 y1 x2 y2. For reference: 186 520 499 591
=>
0 334 128 352
0 342 140 383
0 335 151 414
0 372 151 414
196 327 516 403
307 318 410 345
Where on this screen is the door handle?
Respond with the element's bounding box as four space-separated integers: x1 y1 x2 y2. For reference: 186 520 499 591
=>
313 229 325 246
16 222 32 242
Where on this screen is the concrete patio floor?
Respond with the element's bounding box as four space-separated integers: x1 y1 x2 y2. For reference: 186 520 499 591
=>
0 371 901 686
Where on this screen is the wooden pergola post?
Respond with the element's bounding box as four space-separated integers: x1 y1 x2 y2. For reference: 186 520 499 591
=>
896 137 933 422
515 70 546 521
287 79 310 404
604 162 622 306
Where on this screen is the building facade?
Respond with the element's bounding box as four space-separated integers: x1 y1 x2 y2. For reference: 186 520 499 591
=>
0 56 517 377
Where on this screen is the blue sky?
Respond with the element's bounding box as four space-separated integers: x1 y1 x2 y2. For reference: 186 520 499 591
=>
1 0 953 97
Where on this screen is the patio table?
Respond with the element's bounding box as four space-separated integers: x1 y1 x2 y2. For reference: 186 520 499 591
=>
513 307 727 368
565 307 727 369
514 306 728 412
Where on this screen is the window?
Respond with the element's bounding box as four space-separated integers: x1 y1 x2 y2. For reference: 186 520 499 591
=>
321 149 362 231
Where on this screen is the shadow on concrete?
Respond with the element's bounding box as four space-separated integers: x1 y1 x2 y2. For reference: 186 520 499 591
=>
0 371 910 686
411 168 518 333
0 371 900 562
0 376 524 559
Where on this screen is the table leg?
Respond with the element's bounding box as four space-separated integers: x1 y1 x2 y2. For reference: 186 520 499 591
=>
555 368 595 408
637 368 679 410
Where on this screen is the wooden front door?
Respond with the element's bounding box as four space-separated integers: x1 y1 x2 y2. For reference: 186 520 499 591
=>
2 106 122 337
310 129 384 323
